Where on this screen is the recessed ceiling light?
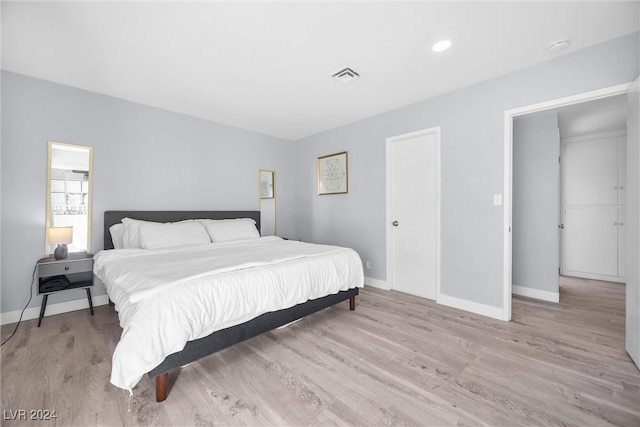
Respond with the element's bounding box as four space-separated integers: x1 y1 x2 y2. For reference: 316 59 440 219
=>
432 40 451 52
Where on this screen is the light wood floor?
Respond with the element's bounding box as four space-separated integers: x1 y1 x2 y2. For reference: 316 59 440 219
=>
2 276 638 426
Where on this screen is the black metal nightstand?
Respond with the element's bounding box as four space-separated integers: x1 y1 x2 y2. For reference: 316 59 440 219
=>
36 253 94 327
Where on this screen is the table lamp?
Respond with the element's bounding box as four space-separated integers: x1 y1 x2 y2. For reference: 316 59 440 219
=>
49 226 73 259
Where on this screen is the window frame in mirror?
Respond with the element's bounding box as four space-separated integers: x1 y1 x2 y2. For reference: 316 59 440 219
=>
258 170 276 236
45 141 94 256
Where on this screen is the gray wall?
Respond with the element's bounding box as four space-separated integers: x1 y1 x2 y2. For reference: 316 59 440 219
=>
2 32 638 316
1 71 295 313
512 113 560 294
294 32 639 309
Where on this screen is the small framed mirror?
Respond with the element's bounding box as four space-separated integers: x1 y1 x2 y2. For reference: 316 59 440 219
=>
260 170 274 199
259 170 276 236
45 141 93 256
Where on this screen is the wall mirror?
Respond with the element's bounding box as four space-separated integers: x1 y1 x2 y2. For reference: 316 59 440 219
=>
259 170 276 236
45 141 93 256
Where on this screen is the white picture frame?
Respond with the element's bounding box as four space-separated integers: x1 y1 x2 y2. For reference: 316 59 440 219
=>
317 151 348 195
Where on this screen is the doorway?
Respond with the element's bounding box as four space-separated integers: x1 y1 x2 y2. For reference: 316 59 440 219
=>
503 83 631 321
386 127 441 300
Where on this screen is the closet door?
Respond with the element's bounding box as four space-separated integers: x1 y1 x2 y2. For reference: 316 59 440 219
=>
564 137 618 206
561 133 626 281
618 140 627 205
564 208 618 276
619 208 626 278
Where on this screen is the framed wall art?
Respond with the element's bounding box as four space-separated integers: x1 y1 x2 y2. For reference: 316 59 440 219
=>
317 151 348 195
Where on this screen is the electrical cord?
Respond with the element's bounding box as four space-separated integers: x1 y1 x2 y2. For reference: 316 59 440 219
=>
1 263 37 347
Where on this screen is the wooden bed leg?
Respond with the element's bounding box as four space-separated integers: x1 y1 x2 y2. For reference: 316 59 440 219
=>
349 296 355 311
156 372 168 402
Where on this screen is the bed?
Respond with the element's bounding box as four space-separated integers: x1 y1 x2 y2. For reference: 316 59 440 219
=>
97 210 363 402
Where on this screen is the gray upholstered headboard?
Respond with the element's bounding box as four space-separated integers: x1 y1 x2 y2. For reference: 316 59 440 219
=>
103 210 261 250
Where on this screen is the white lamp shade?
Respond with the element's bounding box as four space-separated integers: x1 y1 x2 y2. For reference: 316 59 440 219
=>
49 226 73 245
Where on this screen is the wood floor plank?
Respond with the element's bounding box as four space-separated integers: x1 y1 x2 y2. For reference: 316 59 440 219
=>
2 276 638 426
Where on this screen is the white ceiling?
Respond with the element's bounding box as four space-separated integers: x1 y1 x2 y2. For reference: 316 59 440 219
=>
558 94 628 138
516 94 629 139
2 1 639 140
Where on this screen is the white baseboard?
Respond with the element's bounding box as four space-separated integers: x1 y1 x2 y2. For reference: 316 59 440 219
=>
1 295 110 325
561 270 625 284
364 276 389 290
512 285 559 303
437 293 505 320
0 284 556 326
364 278 506 320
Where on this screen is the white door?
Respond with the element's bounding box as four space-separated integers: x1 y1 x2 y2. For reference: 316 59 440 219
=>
618 208 626 278
387 128 440 300
564 137 618 206
563 207 618 276
561 133 626 281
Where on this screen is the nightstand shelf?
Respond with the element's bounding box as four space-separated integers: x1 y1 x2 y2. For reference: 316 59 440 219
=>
36 253 94 327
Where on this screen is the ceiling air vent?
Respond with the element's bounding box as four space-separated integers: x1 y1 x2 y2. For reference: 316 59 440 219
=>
331 67 360 85
547 39 571 55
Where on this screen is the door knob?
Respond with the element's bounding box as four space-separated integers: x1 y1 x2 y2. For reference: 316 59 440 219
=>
558 224 564 229
392 221 399 227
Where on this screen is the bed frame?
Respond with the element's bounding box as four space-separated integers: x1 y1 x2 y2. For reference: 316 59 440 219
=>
103 210 358 402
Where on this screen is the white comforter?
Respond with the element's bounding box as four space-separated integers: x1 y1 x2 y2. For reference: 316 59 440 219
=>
93 236 364 391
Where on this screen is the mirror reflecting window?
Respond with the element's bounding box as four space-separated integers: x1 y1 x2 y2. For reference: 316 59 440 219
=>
45 141 93 256
259 170 276 236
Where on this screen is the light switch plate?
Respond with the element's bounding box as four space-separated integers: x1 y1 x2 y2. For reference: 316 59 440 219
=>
493 194 503 206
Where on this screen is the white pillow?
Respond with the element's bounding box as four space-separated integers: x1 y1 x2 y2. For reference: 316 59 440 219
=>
109 223 125 249
139 221 210 249
201 218 260 242
122 218 155 249
121 218 194 249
